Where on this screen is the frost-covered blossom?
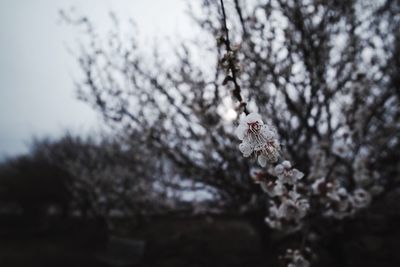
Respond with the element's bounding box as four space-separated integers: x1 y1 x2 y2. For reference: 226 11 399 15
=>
282 249 310 267
274 161 304 185
236 113 280 167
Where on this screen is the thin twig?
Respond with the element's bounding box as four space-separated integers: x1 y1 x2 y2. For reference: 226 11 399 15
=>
219 0 249 114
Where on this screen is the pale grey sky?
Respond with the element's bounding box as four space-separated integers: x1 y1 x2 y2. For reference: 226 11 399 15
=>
0 0 193 159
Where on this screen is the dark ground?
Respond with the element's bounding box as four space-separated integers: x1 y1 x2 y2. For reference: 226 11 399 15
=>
0 216 267 267
2 190 400 267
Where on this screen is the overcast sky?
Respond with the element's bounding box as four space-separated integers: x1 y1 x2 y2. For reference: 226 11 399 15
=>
0 0 193 159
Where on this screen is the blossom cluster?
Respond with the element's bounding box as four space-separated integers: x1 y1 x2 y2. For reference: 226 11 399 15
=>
235 113 380 266
251 162 309 232
238 113 309 232
235 113 280 167
312 177 372 219
306 142 380 218
280 248 310 267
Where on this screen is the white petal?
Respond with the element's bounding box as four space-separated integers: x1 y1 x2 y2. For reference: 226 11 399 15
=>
244 112 263 124
257 154 267 167
261 126 276 140
337 187 348 196
282 160 291 169
239 113 248 124
280 174 296 185
292 169 304 180
274 164 284 175
235 124 247 140
288 190 300 200
239 142 253 157
273 182 284 196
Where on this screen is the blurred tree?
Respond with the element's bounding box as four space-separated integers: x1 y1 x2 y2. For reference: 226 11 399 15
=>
66 0 400 212
0 154 71 222
0 133 180 229
58 3 400 259
29 134 177 224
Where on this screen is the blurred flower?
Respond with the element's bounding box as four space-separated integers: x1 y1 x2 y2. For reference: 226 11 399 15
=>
250 168 284 197
352 188 372 209
265 196 309 231
324 187 355 219
260 180 284 197
274 160 304 185
283 249 310 267
278 198 309 221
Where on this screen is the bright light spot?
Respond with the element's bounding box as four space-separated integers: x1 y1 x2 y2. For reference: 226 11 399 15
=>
223 108 237 121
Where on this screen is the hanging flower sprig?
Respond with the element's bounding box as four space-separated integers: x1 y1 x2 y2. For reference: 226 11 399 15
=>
218 1 310 266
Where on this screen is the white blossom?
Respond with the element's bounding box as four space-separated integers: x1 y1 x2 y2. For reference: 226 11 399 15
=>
250 168 284 197
311 177 356 219
324 192 354 219
311 177 338 195
235 112 264 141
265 197 309 232
260 180 285 197
278 198 309 221
236 112 280 167
265 203 283 229
274 160 304 185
